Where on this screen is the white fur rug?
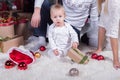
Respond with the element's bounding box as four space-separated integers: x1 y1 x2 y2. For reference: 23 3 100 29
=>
0 44 120 80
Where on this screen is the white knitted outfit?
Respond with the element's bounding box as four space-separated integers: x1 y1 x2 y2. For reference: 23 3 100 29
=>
48 22 78 57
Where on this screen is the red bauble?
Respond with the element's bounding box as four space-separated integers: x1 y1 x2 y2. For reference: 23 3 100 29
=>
39 46 46 51
97 55 104 60
18 62 28 70
5 60 16 69
91 53 98 59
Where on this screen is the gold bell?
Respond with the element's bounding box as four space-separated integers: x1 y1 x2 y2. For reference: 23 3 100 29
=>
34 52 41 58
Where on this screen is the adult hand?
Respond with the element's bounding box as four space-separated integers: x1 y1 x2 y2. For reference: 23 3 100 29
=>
31 7 41 28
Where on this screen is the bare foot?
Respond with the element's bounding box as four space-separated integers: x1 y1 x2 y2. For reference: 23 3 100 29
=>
113 62 120 70
86 49 102 55
93 49 102 54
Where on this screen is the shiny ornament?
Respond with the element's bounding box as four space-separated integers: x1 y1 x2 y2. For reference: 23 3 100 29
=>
18 62 27 70
5 60 16 69
91 53 98 59
39 46 46 51
69 68 79 76
97 55 104 60
34 52 41 58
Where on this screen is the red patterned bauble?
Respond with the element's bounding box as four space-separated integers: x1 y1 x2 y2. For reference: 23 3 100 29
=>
91 53 98 59
39 46 46 51
97 55 104 60
18 62 28 70
5 60 16 69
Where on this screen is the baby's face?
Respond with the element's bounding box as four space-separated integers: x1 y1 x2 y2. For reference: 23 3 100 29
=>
51 9 65 26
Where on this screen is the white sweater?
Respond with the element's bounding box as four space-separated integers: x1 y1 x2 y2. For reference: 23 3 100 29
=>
34 0 44 8
34 0 98 31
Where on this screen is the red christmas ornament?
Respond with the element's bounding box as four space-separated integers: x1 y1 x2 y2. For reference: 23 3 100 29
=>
97 55 104 60
18 62 28 70
39 46 46 51
91 53 98 59
5 60 16 69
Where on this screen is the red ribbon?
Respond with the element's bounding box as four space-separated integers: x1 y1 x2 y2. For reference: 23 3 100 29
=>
0 21 14 26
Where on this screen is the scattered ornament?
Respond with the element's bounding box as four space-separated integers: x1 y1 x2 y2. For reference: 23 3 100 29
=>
34 52 41 58
5 60 16 69
69 68 79 76
39 46 46 51
91 53 98 59
97 55 104 60
18 62 27 70
91 53 105 61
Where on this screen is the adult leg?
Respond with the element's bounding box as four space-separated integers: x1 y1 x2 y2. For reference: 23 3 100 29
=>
25 0 52 51
110 37 120 69
81 33 89 45
81 22 90 45
94 27 106 53
33 0 52 37
86 22 98 47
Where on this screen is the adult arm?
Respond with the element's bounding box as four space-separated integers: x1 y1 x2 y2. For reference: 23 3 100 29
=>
89 0 98 30
31 0 44 28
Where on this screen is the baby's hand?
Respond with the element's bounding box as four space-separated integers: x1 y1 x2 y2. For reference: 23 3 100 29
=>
53 49 59 56
72 42 78 48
